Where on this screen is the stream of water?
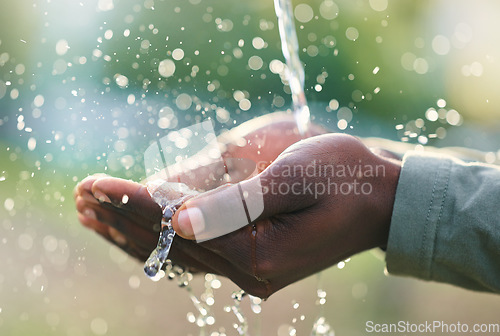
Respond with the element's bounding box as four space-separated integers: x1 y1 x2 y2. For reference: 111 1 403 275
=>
142 1 331 334
274 2 333 335
274 0 311 136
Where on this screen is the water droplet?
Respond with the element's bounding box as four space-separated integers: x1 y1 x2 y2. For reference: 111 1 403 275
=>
127 94 135 105
311 317 334 336
252 37 266 50
413 58 429 74
90 318 108 335
369 0 388 12
172 48 184 61
104 29 113 40
15 63 25 75
175 93 192 110
345 27 359 41
446 109 461 126
238 99 251 111
294 4 314 23
97 0 114 11
121 194 129 204
432 35 450 56
115 74 129 88
158 59 176 78
27 137 37 151
248 55 263 70
128 275 140 289
319 0 339 20
4 198 14 211
55 39 69 56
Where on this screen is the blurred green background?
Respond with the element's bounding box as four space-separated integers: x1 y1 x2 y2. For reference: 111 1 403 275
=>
1 0 500 335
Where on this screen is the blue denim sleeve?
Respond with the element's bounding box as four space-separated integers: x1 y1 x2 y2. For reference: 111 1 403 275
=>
385 151 500 293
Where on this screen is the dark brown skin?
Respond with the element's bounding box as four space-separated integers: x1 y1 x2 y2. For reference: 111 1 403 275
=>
74 113 401 298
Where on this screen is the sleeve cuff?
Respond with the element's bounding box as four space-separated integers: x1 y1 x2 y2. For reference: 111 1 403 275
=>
385 151 453 280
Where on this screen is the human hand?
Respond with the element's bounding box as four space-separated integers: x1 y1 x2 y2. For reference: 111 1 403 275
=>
74 113 325 270
170 134 401 298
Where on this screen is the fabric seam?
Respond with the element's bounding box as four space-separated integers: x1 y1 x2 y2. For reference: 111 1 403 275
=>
420 161 441 279
428 159 451 280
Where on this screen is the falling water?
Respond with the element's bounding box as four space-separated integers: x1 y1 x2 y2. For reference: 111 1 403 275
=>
275 1 334 334
143 1 324 334
274 0 311 136
143 180 198 280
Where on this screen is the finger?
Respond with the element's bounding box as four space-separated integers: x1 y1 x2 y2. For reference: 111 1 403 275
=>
74 174 108 199
75 193 158 230
77 199 223 272
76 198 159 250
91 177 162 224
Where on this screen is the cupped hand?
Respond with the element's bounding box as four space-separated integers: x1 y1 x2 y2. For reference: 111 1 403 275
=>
74 113 325 273
75 114 402 298
170 134 401 298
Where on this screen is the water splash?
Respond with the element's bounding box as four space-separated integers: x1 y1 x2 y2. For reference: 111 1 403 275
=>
311 274 334 336
143 180 222 333
143 224 176 279
274 0 311 135
311 316 334 336
228 290 248 335
275 2 334 334
143 180 198 279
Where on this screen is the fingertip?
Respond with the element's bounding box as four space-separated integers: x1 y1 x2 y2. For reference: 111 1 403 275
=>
172 204 192 239
172 203 205 240
74 175 99 198
91 177 117 203
93 190 111 204
91 177 146 205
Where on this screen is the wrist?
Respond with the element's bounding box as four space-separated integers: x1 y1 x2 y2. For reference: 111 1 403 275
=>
369 155 401 249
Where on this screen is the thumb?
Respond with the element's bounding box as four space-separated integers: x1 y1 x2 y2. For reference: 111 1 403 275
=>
172 174 273 241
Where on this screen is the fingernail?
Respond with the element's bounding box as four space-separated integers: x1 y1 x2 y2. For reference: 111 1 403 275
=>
93 190 111 203
108 227 127 246
83 208 97 220
81 192 100 204
178 207 205 238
